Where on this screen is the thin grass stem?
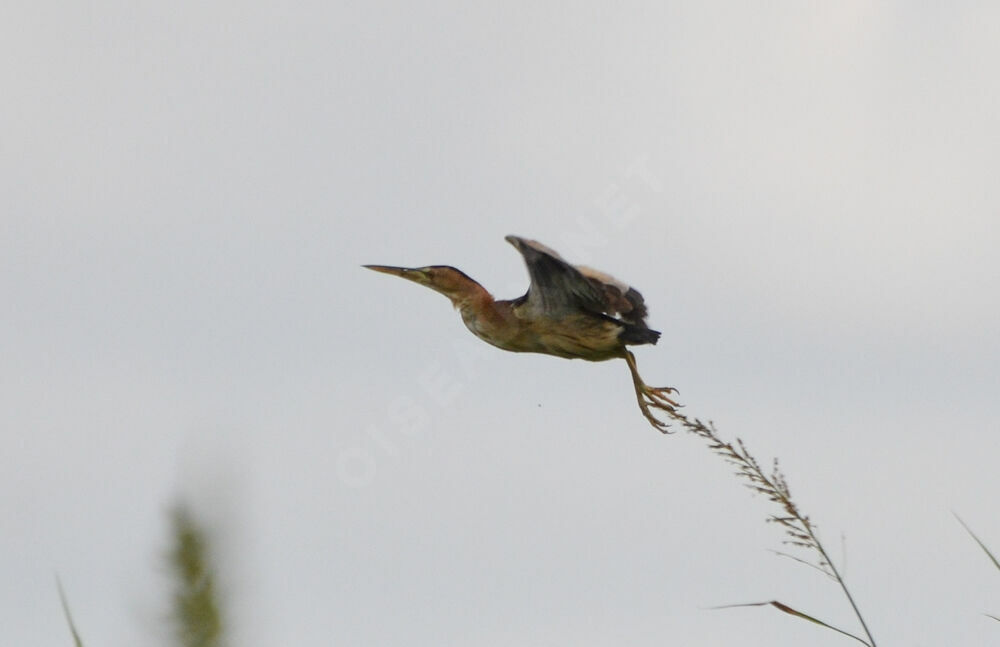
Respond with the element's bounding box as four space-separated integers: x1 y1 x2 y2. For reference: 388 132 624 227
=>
668 409 876 646
56 576 85 647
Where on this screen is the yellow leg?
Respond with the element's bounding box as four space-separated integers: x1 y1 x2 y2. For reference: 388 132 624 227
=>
624 350 680 433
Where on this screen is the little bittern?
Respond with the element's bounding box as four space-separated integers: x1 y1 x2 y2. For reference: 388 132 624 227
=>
364 236 680 432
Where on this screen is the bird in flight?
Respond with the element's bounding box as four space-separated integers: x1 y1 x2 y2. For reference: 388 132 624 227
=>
365 235 679 432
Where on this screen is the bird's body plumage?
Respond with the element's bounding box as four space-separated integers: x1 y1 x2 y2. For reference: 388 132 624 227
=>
364 235 679 431
445 236 659 360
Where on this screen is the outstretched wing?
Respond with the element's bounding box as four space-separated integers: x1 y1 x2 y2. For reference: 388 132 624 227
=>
504 235 652 326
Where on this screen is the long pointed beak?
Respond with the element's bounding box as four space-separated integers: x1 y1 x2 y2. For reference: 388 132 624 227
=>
363 264 428 283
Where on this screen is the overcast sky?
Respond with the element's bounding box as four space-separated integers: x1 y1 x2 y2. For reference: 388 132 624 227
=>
4 2 1000 646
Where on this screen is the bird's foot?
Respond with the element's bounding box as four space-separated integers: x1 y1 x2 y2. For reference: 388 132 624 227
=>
637 384 681 434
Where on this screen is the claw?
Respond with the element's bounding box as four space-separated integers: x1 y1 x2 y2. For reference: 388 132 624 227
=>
637 385 680 433
623 350 681 433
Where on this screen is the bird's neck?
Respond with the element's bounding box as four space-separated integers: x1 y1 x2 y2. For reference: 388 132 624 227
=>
446 280 508 331
449 280 495 314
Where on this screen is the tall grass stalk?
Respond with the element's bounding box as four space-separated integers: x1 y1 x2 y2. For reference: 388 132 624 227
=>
955 514 1000 622
668 410 876 646
955 513 1000 573
56 576 85 647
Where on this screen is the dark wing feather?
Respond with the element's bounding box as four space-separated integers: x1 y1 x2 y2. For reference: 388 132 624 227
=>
505 236 606 316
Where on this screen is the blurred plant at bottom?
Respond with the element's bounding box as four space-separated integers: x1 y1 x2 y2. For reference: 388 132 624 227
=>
169 505 225 647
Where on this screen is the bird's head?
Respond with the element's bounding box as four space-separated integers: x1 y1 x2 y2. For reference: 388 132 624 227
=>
363 264 482 306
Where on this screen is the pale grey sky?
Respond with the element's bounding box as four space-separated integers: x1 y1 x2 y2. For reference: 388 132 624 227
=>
3 2 1000 646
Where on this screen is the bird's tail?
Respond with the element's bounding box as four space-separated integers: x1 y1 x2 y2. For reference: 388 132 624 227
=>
619 323 660 346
